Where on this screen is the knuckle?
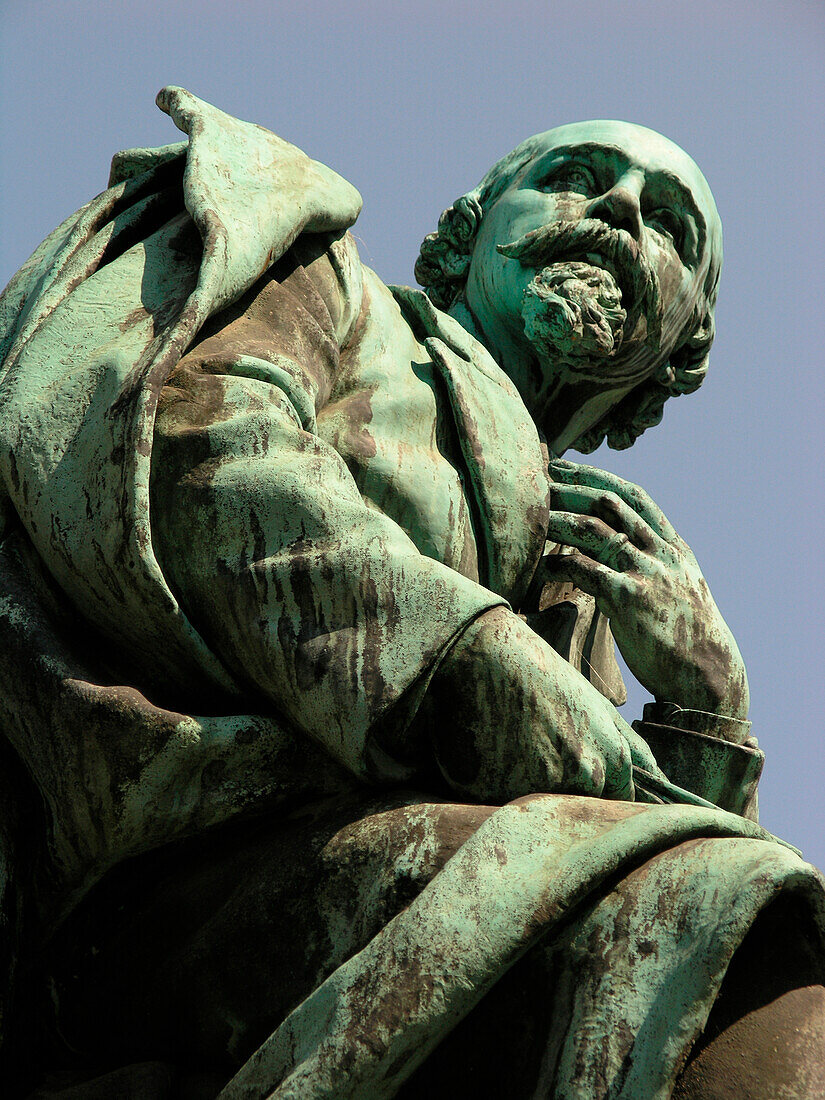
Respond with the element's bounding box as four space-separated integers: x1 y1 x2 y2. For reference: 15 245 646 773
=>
603 530 629 563
616 570 637 593
591 517 614 540
597 491 623 521
615 576 639 603
629 490 651 514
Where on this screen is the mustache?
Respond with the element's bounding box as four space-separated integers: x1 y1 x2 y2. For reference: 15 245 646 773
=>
497 219 663 349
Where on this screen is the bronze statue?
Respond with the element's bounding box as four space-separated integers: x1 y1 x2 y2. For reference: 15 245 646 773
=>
0 88 822 1098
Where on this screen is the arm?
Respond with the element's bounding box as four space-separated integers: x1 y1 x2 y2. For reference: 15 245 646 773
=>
152 360 662 801
411 605 662 803
150 248 660 801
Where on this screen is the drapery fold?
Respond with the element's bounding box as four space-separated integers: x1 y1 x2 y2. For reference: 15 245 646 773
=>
0 90 822 1096
219 795 825 1099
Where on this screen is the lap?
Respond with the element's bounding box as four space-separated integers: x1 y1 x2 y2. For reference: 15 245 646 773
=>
48 792 495 1071
45 794 825 1099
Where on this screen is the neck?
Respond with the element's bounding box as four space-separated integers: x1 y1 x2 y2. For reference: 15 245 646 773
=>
447 294 563 419
447 293 632 454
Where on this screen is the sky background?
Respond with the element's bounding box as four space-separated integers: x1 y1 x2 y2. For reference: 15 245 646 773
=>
1 0 823 866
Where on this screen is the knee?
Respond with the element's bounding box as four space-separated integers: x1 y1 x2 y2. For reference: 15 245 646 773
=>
317 799 496 935
674 894 825 1100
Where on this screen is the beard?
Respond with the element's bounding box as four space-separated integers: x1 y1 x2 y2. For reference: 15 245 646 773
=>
522 262 626 360
497 219 664 381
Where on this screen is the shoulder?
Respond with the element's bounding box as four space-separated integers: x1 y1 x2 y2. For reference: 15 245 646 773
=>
289 231 365 348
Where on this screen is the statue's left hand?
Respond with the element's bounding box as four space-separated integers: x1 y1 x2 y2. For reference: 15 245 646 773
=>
540 459 749 719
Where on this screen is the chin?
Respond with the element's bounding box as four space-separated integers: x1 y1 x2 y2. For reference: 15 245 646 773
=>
520 265 623 376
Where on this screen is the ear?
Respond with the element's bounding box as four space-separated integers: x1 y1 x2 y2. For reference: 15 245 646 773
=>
657 306 715 395
415 192 483 309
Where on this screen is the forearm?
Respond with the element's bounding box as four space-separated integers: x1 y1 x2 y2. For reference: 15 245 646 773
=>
151 362 504 782
656 618 749 721
414 606 659 803
624 571 750 719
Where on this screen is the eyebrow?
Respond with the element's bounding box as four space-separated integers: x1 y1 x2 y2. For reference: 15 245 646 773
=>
531 142 708 256
645 166 708 258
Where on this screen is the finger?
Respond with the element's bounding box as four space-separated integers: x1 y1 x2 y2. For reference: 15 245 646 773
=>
550 483 664 555
545 512 641 570
541 549 628 601
550 459 677 542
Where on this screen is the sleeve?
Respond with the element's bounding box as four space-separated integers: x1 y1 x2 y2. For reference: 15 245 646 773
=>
521 556 627 706
149 240 503 782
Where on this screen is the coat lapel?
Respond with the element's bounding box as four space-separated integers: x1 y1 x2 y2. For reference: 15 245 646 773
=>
392 287 550 606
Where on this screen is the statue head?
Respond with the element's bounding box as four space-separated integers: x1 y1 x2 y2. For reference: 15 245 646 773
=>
415 121 723 453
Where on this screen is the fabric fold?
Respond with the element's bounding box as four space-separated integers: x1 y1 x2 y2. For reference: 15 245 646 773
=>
0 88 363 691
391 285 551 605
218 794 825 1100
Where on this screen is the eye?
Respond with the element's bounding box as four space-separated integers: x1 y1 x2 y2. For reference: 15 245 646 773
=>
647 208 685 253
539 162 598 197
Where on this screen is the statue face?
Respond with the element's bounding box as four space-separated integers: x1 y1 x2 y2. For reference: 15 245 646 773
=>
463 121 722 446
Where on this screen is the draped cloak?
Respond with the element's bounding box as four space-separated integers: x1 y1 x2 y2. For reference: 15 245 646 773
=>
0 88 822 1097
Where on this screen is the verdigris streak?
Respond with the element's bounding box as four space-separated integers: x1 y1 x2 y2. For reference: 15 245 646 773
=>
0 88 822 1098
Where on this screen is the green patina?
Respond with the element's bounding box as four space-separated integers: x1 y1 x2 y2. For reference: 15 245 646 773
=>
0 88 822 1097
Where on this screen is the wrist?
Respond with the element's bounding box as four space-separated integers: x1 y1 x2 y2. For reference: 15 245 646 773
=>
667 673 749 722
633 701 762 821
661 634 750 721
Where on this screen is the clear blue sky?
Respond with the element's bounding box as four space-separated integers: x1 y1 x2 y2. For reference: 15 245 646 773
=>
1 0 823 865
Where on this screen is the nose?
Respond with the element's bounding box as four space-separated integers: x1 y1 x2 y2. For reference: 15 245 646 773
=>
587 182 644 241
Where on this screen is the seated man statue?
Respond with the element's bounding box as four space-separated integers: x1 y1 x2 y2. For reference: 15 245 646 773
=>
0 87 823 1098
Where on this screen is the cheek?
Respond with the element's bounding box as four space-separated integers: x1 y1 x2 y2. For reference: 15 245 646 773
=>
653 246 695 314
658 265 701 346
471 224 523 314
506 190 582 235
550 195 587 222
652 240 682 286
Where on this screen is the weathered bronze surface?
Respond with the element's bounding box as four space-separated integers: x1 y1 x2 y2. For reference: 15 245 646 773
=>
0 88 823 1097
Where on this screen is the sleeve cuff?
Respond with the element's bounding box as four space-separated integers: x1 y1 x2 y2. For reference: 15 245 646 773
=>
641 701 753 747
634 702 762 822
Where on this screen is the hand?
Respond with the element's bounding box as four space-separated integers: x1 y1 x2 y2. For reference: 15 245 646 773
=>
541 459 749 718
